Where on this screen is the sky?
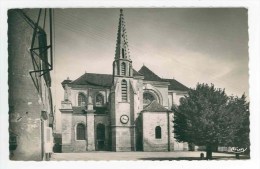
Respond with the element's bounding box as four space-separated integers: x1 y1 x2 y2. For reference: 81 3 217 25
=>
51 8 249 128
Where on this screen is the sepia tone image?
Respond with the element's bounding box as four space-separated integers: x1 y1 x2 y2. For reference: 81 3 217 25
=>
8 8 250 161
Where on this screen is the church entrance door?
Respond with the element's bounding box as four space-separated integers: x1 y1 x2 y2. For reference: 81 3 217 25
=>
96 123 105 151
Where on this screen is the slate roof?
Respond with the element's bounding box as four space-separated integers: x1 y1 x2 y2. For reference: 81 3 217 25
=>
138 65 162 81
142 100 170 112
138 65 189 91
162 78 189 91
62 66 189 91
133 69 143 76
70 73 113 87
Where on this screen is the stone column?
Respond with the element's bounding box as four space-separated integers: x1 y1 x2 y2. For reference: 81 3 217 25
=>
86 95 95 151
86 112 95 151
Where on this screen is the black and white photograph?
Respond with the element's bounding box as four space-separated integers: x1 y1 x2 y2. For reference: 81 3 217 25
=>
1 1 260 169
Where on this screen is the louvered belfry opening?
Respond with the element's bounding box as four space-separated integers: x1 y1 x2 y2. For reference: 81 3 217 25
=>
121 62 126 76
122 48 125 58
121 80 127 101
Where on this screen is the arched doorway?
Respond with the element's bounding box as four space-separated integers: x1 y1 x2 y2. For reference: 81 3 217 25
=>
96 123 105 151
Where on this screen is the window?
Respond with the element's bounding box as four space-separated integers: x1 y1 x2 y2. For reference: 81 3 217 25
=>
121 62 126 75
155 126 161 139
76 123 85 140
95 93 104 106
143 92 156 105
121 80 127 101
122 48 125 58
78 93 86 106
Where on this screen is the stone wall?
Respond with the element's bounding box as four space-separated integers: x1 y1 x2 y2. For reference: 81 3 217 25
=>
70 114 87 152
114 127 132 151
8 10 53 161
61 112 87 152
142 112 169 151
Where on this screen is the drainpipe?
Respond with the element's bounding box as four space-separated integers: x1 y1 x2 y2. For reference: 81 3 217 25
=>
167 111 170 151
85 109 88 151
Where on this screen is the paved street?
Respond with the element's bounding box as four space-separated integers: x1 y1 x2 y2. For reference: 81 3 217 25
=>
50 151 245 161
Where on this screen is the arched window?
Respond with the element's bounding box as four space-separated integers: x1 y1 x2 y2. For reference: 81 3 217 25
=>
143 92 156 106
78 93 86 106
95 93 104 106
121 80 127 101
155 126 161 139
76 123 85 140
121 62 126 75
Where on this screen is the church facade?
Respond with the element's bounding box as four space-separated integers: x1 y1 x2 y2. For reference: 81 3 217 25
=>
60 9 189 152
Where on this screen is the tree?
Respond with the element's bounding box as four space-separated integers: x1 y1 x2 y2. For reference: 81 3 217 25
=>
173 83 250 159
225 94 250 159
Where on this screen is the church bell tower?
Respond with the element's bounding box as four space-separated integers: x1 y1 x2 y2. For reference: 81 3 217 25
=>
111 9 135 151
113 9 133 78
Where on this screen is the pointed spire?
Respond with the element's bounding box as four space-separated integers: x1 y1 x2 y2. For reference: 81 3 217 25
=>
115 9 131 60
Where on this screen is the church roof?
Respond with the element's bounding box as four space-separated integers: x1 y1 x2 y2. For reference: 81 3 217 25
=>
138 65 189 91
63 66 188 91
142 100 171 112
162 78 189 91
71 73 113 87
133 69 143 76
138 65 161 81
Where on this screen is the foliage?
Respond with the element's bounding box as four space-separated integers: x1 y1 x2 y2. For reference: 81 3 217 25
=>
173 83 250 157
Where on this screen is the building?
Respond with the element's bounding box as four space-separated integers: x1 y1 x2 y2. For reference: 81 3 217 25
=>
60 9 189 152
8 9 54 160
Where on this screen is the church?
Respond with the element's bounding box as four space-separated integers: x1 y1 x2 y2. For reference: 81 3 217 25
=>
60 9 189 152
